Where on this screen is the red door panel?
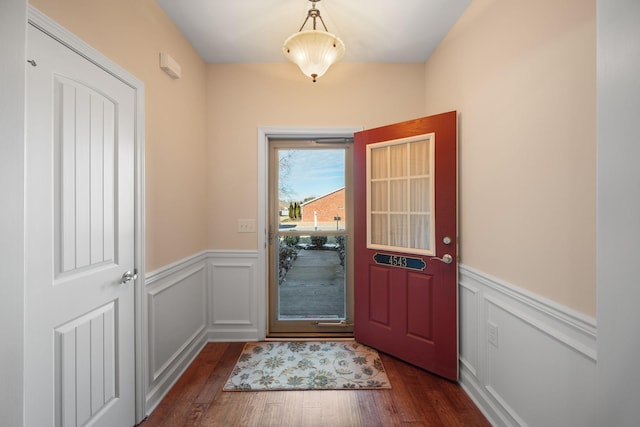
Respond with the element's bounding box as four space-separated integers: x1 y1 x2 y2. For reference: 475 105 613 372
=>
407 272 434 341
354 112 458 381
369 266 391 325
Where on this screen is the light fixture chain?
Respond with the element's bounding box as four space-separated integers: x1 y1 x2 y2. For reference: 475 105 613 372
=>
298 14 312 32
316 14 329 32
298 0 329 32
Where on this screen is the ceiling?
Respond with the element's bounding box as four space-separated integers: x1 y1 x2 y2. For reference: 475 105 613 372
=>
156 0 472 64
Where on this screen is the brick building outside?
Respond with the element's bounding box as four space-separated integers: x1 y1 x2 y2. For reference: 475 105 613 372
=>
301 187 346 226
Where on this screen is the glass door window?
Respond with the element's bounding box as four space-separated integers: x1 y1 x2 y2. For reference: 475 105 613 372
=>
268 140 353 336
367 134 435 255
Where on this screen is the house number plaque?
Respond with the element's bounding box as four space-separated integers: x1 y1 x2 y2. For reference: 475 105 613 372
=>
373 253 426 271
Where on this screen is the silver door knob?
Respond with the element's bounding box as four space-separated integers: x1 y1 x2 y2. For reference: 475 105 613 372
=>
120 270 138 284
431 254 454 264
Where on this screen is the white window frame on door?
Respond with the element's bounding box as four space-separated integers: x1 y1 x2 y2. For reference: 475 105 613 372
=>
257 126 361 339
365 133 436 256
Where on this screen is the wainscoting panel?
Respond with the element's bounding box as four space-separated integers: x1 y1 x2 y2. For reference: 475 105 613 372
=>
144 253 208 412
459 265 597 427
207 250 261 341
143 251 598 425
459 279 480 378
144 250 262 413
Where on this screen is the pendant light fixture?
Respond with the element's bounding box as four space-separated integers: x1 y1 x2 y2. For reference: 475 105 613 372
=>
283 0 346 82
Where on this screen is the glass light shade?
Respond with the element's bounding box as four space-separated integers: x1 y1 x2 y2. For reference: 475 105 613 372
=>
283 30 346 82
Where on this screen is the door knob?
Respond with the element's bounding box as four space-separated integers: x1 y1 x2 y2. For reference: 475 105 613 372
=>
431 254 454 264
120 270 138 284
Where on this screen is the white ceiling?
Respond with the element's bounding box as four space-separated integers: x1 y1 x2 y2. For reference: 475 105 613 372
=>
156 0 471 63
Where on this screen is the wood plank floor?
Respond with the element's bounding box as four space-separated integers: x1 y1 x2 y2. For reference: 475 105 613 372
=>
139 342 491 427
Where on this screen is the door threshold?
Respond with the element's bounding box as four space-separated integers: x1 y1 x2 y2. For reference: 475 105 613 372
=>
266 333 354 341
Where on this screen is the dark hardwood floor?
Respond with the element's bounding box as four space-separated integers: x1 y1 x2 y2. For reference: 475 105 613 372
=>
139 342 491 426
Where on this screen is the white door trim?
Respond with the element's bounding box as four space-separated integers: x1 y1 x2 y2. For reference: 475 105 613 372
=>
257 126 361 338
28 7 147 422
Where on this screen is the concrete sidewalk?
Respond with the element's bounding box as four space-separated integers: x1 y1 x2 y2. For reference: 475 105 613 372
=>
278 249 345 318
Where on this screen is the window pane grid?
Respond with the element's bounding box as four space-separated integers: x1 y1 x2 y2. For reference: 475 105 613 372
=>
368 137 433 254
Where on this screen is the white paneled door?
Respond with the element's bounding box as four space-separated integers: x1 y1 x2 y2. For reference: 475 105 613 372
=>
25 24 136 426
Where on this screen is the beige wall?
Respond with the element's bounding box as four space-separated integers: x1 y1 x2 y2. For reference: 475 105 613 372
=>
29 0 596 316
206 62 426 250
423 0 596 315
30 0 209 271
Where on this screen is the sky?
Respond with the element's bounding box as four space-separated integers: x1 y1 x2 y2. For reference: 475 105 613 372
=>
279 149 345 202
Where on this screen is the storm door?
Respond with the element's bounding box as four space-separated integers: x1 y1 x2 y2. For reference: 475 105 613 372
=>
268 139 353 336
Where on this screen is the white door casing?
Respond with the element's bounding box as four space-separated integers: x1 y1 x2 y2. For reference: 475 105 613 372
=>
25 12 145 426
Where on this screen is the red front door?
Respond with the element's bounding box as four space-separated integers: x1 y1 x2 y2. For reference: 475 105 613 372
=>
353 112 458 380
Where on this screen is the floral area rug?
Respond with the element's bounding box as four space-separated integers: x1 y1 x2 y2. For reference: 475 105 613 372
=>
223 341 391 391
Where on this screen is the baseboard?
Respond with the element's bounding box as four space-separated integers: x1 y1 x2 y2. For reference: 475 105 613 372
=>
206 329 260 342
144 333 207 414
458 264 597 427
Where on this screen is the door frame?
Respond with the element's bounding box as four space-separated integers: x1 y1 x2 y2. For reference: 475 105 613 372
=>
257 127 361 339
28 8 147 422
